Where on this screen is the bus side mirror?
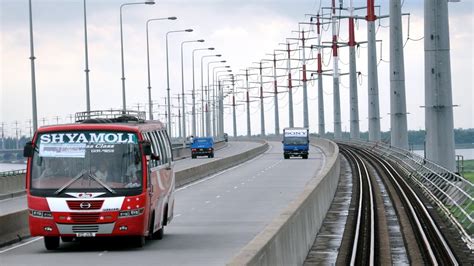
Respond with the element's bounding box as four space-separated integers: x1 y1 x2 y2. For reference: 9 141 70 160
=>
24 141 34 157
142 142 152 156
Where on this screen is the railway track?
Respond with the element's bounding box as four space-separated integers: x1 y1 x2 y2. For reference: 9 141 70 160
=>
340 147 376 265
337 144 459 265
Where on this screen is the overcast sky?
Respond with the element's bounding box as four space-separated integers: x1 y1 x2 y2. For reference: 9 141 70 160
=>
0 0 473 137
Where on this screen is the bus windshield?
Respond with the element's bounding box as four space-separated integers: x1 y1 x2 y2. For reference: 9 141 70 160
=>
30 131 143 194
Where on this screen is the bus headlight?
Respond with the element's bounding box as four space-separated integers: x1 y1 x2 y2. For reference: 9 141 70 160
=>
119 208 144 218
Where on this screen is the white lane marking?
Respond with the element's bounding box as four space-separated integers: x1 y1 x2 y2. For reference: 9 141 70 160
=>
216 195 221 199
241 182 245 185
205 201 211 204
233 186 238 189
176 143 272 192
0 237 42 254
175 213 182 218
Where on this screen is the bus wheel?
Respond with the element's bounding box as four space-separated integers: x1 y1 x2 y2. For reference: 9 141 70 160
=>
150 226 164 240
149 215 164 240
302 155 308 159
155 227 164 240
44 236 60 250
135 236 146 248
284 154 289 159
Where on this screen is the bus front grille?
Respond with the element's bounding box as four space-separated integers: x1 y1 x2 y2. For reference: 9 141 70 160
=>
70 213 100 224
67 200 104 210
72 225 99 233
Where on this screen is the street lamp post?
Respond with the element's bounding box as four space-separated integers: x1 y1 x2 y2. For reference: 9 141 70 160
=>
181 39 205 139
119 1 155 113
207 61 226 136
215 71 232 138
165 29 193 136
200 54 221 136
146 16 177 120
83 0 91 113
212 66 230 136
28 0 38 131
191 47 214 137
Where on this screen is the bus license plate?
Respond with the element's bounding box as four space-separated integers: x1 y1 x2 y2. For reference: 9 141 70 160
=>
76 232 96 237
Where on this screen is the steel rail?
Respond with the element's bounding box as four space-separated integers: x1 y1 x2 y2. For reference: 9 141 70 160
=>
359 146 459 265
341 146 375 265
341 139 472 249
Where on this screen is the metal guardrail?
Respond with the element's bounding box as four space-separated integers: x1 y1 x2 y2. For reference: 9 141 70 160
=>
341 139 473 250
0 169 26 177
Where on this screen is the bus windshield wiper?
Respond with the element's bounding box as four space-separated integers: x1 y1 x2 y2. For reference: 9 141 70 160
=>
88 172 116 195
55 169 87 195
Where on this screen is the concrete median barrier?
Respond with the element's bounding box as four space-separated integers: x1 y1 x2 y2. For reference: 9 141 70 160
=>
228 138 340 266
0 174 26 200
0 140 267 247
0 210 30 247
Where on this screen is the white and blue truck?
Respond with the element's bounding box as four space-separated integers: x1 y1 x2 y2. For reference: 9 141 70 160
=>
282 127 309 159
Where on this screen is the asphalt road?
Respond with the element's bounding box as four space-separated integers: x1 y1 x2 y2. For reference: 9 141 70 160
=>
0 141 325 266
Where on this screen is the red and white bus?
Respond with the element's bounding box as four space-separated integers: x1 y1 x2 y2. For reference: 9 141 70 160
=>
23 110 175 250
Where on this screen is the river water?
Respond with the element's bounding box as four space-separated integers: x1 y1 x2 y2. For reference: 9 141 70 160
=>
413 148 474 160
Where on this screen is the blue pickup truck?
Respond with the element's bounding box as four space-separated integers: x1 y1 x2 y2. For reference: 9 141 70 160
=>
282 128 309 159
191 137 214 159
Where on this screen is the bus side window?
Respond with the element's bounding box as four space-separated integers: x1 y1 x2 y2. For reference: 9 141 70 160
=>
156 130 169 164
151 131 165 165
142 132 156 168
161 130 173 162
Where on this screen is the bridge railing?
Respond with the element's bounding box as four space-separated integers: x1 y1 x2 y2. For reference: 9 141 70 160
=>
341 139 473 250
0 169 26 177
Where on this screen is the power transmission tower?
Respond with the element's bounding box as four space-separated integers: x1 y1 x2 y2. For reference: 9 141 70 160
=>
424 0 456 171
235 69 258 137
390 0 409 149
13 121 20 149
262 52 286 135
288 30 317 129
304 14 330 136
249 61 273 136
276 42 301 128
